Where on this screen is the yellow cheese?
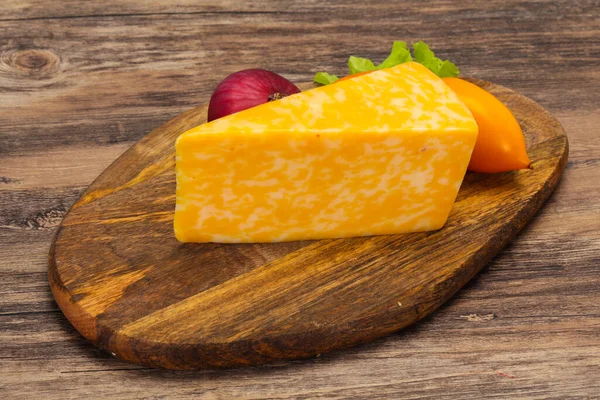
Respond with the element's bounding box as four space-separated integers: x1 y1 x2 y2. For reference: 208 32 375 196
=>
175 62 478 243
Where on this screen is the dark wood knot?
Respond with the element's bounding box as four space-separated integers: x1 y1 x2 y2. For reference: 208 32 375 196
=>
3 49 61 78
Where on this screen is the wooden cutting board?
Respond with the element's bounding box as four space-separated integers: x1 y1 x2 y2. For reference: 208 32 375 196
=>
48 79 568 370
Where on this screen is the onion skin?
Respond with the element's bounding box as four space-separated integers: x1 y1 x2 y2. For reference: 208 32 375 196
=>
207 69 301 122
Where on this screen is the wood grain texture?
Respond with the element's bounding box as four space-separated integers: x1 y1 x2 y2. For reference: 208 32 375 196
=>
46 80 568 369
1 0 599 397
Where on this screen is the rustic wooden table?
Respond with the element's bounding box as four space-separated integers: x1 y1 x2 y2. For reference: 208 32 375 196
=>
1 1 599 398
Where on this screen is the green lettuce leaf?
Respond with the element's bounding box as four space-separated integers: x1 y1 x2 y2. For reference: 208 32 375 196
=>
313 40 459 85
436 60 460 78
347 56 376 74
412 41 459 78
347 41 412 74
376 41 413 69
314 72 339 85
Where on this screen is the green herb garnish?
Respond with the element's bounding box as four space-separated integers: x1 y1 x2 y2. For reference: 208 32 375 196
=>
348 41 413 74
314 72 340 85
412 41 459 78
314 40 459 85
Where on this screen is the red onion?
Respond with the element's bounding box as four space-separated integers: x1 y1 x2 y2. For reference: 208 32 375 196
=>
207 69 301 122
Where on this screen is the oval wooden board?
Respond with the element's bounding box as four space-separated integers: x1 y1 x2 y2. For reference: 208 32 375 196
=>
49 79 568 370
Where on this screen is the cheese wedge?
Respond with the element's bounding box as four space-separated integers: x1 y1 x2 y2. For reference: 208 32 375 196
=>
175 62 477 243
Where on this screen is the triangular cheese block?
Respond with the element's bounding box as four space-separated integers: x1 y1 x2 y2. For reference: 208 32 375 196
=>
175 62 478 243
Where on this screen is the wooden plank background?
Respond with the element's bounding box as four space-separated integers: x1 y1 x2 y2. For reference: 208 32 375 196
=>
1 0 599 398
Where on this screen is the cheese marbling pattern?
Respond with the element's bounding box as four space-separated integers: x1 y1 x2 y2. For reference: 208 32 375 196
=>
175 62 478 242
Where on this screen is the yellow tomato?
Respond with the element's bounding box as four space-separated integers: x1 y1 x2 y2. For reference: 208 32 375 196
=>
443 77 530 173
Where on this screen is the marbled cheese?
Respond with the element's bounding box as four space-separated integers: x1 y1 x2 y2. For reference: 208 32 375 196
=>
175 62 478 243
